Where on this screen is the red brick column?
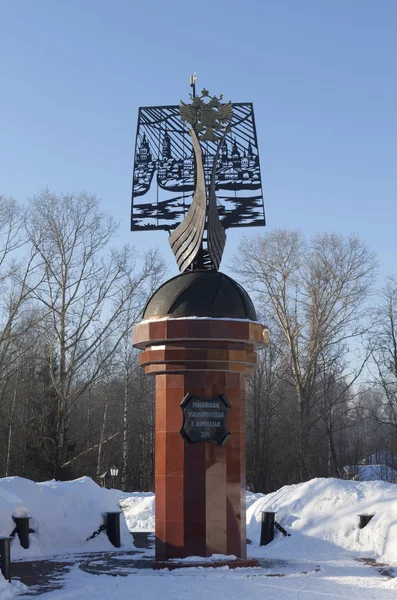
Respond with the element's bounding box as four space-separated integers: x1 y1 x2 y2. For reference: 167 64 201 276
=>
133 317 268 565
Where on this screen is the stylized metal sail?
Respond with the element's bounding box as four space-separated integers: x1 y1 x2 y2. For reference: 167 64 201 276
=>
130 82 265 272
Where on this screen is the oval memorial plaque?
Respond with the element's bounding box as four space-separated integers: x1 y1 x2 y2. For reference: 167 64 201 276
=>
180 393 231 446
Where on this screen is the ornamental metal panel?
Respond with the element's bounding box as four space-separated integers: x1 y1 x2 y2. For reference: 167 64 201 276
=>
131 102 264 232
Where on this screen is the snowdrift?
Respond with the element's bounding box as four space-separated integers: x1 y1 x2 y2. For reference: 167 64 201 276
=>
0 575 11 600
2 475 397 566
119 493 155 532
0 476 134 559
247 477 397 563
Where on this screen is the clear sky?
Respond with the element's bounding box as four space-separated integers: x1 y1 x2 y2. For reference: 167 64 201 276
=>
1 0 396 283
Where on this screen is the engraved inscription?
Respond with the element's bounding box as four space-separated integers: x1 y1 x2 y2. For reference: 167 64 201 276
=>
180 394 231 446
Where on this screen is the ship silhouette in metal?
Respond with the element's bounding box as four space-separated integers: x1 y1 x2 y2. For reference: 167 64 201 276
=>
131 76 265 272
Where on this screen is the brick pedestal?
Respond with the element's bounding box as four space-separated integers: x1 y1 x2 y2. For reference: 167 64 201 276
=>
133 317 268 563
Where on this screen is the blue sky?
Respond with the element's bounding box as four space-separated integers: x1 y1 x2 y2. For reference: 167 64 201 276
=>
1 0 396 282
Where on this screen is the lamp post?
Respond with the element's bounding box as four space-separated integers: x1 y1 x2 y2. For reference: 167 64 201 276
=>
110 465 119 489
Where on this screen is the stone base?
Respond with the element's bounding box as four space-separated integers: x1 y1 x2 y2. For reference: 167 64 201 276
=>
153 558 259 571
133 316 268 562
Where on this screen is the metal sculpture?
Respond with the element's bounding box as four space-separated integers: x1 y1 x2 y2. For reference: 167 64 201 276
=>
131 77 264 271
179 89 233 142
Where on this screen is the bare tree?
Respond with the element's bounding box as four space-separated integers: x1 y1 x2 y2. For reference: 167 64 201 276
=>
234 230 377 480
246 313 286 491
116 331 139 491
314 348 369 477
25 190 165 478
0 195 42 375
369 276 397 446
0 195 45 476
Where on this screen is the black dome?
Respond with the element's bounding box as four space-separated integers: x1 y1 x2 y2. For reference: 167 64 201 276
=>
143 271 256 321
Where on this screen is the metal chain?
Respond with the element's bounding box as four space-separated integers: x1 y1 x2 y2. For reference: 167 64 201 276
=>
274 521 291 537
86 523 106 541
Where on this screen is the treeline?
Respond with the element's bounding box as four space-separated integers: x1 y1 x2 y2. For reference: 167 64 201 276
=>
1 191 397 492
240 231 397 492
0 190 164 488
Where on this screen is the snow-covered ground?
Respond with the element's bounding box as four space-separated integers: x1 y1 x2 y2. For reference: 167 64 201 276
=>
21 558 397 599
2 476 397 598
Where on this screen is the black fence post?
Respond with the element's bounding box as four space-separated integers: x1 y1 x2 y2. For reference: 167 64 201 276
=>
0 537 11 581
106 512 121 548
260 511 275 546
358 514 374 529
13 517 31 549
132 532 150 548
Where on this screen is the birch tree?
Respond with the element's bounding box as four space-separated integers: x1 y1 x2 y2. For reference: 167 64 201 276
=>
234 230 377 480
370 276 397 446
246 319 285 492
25 190 165 478
0 195 44 476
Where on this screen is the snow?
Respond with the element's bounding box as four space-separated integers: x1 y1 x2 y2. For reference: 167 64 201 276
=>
2 476 397 598
344 464 397 482
360 452 397 466
139 315 262 324
18 558 397 599
246 490 265 509
0 576 10 600
0 573 25 599
343 451 397 482
0 476 133 559
119 493 155 531
168 554 238 563
247 477 397 563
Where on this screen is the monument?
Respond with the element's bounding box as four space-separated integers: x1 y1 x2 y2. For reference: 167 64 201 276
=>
131 76 268 569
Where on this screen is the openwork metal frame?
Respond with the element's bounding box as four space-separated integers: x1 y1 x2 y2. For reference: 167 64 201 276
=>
131 103 264 232
131 87 264 272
